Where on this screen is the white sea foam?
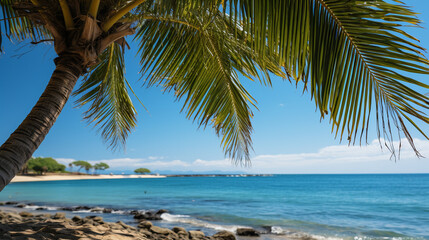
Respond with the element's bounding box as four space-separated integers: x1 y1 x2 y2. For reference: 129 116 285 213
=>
23 205 41 210
161 213 248 232
23 205 59 211
111 210 125 214
271 226 284 234
72 210 91 213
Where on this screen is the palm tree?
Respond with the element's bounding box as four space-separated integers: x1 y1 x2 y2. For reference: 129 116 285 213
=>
1 0 428 191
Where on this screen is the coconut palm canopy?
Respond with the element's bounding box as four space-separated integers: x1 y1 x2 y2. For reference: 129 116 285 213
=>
1 0 429 190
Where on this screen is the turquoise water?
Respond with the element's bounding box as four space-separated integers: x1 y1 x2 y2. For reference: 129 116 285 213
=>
1 174 428 239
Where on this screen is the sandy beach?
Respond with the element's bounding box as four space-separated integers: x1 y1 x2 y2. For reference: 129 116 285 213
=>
11 174 166 183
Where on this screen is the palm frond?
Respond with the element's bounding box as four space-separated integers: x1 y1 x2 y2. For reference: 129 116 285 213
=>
134 2 283 162
73 43 137 150
226 0 429 157
0 0 50 47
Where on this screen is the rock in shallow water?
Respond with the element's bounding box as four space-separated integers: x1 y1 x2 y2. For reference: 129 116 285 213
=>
133 209 168 220
236 228 260 237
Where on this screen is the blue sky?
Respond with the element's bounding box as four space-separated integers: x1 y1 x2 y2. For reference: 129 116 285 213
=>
1 1 429 174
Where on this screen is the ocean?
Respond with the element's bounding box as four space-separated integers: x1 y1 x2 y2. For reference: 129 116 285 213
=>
1 174 428 239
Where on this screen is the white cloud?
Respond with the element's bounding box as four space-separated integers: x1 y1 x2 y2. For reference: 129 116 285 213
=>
55 139 429 174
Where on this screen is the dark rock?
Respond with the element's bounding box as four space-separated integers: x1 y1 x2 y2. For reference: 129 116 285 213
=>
102 208 113 213
16 204 26 208
19 212 33 217
236 228 260 237
129 210 140 215
52 212 66 219
90 207 104 212
60 207 74 211
156 209 168 214
133 209 168 220
212 231 236 240
5 201 18 205
71 216 82 222
36 207 47 210
90 216 103 223
74 206 91 210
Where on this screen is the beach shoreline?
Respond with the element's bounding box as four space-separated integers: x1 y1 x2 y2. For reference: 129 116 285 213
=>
11 174 166 183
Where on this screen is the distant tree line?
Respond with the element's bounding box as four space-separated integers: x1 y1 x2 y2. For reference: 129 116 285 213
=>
134 168 151 174
22 157 66 175
69 161 109 175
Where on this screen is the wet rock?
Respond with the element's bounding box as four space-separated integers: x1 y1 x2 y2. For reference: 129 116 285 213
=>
5 201 18 205
61 207 74 211
134 209 168 220
75 206 91 211
129 210 139 215
36 207 47 210
236 228 260 237
16 204 26 208
212 231 236 240
156 209 168 215
90 207 104 212
103 208 113 213
189 230 205 239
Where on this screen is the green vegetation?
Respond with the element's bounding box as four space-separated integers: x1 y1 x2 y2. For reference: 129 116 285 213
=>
71 161 92 174
1 1 429 190
94 163 110 174
134 168 151 174
27 157 66 175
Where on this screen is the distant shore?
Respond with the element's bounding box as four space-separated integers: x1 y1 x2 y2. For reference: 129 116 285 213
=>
11 173 272 183
11 173 166 183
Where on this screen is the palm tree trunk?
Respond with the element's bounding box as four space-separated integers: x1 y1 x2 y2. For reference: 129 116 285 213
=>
0 53 84 191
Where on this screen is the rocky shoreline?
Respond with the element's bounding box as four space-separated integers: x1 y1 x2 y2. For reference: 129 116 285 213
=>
1 202 318 240
0 209 237 240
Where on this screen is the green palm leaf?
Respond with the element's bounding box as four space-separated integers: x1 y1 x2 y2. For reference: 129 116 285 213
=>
226 0 429 157
134 2 285 162
1 0 50 48
74 43 137 150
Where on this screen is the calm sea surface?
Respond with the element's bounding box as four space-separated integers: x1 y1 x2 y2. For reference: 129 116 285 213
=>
1 174 428 239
